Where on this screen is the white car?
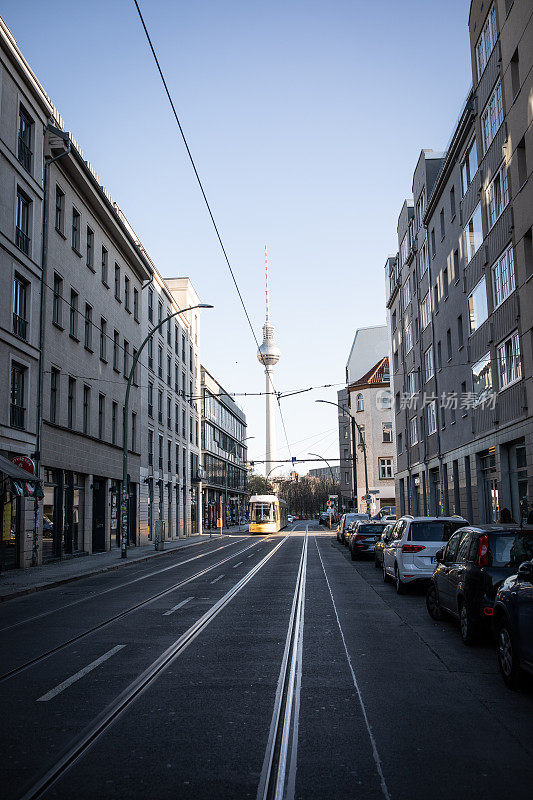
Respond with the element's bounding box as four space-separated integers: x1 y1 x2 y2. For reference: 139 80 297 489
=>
382 516 469 594
287 515 295 524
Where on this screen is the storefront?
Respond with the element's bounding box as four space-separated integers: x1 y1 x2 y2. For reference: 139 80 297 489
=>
43 469 86 561
0 454 40 570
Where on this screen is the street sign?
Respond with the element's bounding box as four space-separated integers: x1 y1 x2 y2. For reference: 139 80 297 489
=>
326 500 332 507
362 494 372 501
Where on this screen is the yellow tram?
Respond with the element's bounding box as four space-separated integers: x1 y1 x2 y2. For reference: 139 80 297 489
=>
248 495 288 534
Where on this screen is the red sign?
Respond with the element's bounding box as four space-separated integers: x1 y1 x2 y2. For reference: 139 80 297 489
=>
12 456 35 475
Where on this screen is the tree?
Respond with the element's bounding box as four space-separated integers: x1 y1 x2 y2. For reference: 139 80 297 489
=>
276 476 340 517
247 474 273 497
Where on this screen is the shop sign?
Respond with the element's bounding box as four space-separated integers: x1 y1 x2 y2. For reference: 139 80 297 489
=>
12 455 35 475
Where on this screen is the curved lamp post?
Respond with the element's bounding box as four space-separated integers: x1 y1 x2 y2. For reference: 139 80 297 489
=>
315 398 370 516
121 303 214 558
308 452 336 483
264 463 284 494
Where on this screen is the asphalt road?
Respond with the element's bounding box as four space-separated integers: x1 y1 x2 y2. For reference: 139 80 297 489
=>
1 522 532 800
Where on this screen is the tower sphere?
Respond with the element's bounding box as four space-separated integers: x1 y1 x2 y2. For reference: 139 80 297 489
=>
258 323 281 366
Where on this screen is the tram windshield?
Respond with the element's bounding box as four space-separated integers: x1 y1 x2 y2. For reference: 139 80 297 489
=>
250 503 274 523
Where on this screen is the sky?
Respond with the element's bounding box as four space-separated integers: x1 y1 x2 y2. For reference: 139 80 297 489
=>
2 0 472 475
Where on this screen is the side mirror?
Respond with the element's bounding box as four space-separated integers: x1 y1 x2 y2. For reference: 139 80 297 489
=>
435 549 444 563
517 561 533 582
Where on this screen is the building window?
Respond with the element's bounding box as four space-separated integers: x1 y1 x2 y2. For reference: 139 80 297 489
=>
424 345 434 383
409 417 418 446
415 189 425 230
158 346 163 379
167 355 172 387
167 440 172 473
123 340 129 378
53 273 63 326
189 416 193 443
182 409 186 437
461 137 478 197
431 228 436 258
402 279 411 309
405 319 413 353
17 105 33 172
418 240 429 278
148 338 153 371
475 5 497 79
86 227 94 269
167 396 172 429
101 246 108 285
100 318 107 361
182 334 186 361
12 274 28 340
148 383 154 418
497 332 521 390
158 436 163 471
158 300 163 325
175 403 179 434
463 204 483 264
124 275 130 311
167 313 171 345
397 433 403 454
437 340 442 370
175 364 179 393
98 393 105 440
382 422 393 443
112 401 118 445
158 390 163 424
83 385 90 434
148 288 154 323
408 371 416 396
450 185 456 218
427 401 437 435
486 161 509 230
72 209 80 252
481 80 503 153
84 304 93 350
195 419 199 446
446 329 452 362
114 264 121 300
10 362 26 429
356 393 364 412
175 324 179 351
472 353 493 406
133 287 139 321
379 457 393 479
50 368 59 424
55 187 64 233
468 277 488 333
132 349 138 385
457 315 464 348
148 430 154 467
15 189 30 254
113 330 119 371
440 208 445 240
69 290 79 339
492 244 515 308
131 412 137 451
68 377 75 429
421 293 431 330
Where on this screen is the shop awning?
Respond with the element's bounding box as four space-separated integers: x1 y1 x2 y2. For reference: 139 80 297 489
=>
0 454 37 481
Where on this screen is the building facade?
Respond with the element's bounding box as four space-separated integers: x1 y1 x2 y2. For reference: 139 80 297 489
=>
308 465 341 481
386 0 533 523
201 367 247 529
337 388 352 509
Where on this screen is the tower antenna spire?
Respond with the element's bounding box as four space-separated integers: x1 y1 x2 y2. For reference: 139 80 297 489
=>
258 246 280 480
265 244 269 323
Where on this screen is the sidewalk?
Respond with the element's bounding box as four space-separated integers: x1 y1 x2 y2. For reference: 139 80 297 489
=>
0 527 245 602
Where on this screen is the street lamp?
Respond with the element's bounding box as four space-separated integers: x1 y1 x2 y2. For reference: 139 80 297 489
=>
308 452 336 483
264 463 283 494
315 399 371 516
121 303 214 558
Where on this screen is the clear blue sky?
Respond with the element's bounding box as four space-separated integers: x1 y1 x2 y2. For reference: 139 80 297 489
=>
3 0 472 474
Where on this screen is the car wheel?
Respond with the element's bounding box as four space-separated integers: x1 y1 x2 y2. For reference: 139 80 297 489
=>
497 621 521 690
426 582 443 620
350 547 359 561
395 565 406 595
382 562 390 583
459 600 478 645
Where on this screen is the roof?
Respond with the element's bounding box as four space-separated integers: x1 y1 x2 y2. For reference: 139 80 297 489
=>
349 357 390 390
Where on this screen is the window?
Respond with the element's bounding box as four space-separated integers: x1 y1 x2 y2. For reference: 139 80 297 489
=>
167 355 172 387
393 350 398 373
148 338 153 371
16 189 30 254
450 185 456 218
113 330 119 371
55 187 64 232
13 275 28 340
69 290 79 338
398 433 403 454
497 332 521 389
83 385 90 434
148 383 154 418
131 412 137 450
195 420 199 446
379 458 393 479
53 273 63 326
443 268 448 299
168 440 172 472
391 311 397 332
461 381 468 415
50 368 59 423
481 81 503 153
421 293 431 330
10 362 25 429
405 319 413 353
402 279 411 309
189 345 193 371
158 346 163 379
415 189 425 230
382 422 393 443
98 394 105 439
17 106 33 171
424 345 434 382
492 244 515 308
84 304 92 350
475 5 497 79
440 208 445 240
148 430 154 466
167 396 172 429
133 287 139 321
158 300 163 325
431 228 436 258
158 390 163 424
427 401 437 435
463 204 483 263
68 377 75 429
437 341 442 370
408 371 416 396
175 402 179 433
175 364 179 392
457 315 464 348
358 424 365 445
182 409 186 437
123 275 130 312
175 325 179 351
101 246 108 285
148 288 154 323
356 393 364 412
378 390 392 410
112 401 118 445
123 340 129 378
158 435 163 470
418 240 429 278
182 334 186 361
100 318 107 360
472 353 493 406
446 329 452 362
72 209 80 252
86 227 94 269
486 161 509 229
167 313 171 345
189 416 193 443
468 277 488 333
114 264 121 300
409 417 418 446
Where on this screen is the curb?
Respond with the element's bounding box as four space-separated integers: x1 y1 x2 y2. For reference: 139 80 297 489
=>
0 535 231 603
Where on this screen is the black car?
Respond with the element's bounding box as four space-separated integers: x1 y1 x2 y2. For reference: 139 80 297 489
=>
349 522 387 561
426 525 533 644
493 559 533 689
373 523 395 568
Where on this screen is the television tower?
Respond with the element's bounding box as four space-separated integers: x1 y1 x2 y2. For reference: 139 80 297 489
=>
257 246 281 482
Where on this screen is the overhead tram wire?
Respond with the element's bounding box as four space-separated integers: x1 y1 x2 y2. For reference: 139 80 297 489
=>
130 0 293 461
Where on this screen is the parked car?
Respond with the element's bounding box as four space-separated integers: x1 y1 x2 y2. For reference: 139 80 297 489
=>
374 523 395 568
372 506 396 521
287 515 294 524
382 516 469 594
493 558 533 689
426 525 533 645
343 513 371 546
349 522 388 560
337 513 367 544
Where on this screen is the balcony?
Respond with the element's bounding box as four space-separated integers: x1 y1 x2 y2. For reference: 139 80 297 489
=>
10 403 25 429
15 227 30 255
18 138 32 172
12 313 27 340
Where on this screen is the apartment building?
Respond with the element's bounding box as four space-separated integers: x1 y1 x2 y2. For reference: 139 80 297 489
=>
201 366 247 529
139 274 203 543
386 0 532 523
337 388 352 508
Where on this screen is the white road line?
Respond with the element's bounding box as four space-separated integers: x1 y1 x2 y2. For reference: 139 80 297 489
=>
163 596 194 616
314 537 390 800
232 561 243 568
247 554 255 558
210 574 224 584
37 645 126 702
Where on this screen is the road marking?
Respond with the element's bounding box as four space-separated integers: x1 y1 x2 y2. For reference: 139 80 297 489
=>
163 596 194 616
247 554 254 558
210 574 224 584
232 561 243 568
37 645 126 702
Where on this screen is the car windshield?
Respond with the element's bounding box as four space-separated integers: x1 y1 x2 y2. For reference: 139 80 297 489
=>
409 520 466 542
358 524 386 533
489 533 533 567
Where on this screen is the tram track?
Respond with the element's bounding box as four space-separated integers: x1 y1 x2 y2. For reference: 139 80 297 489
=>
16 531 294 800
0 535 274 684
